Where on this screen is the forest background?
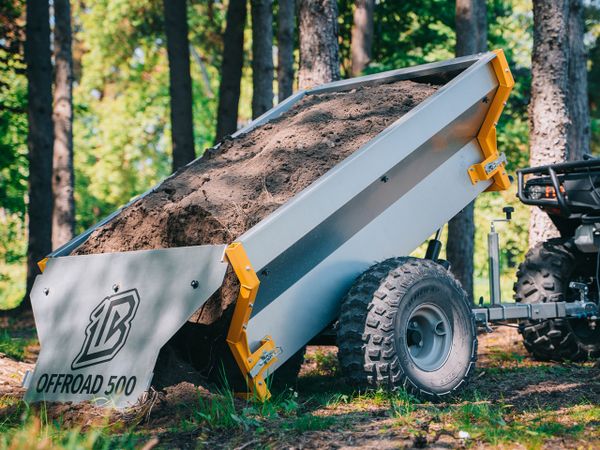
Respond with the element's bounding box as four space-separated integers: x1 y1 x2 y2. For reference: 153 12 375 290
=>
1 0 600 309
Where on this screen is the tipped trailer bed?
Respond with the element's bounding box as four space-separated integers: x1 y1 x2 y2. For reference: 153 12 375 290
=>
25 50 548 407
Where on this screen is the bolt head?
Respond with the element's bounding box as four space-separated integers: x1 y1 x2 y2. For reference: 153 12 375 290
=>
112 284 119 293
191 280 199 289
43 288 49 296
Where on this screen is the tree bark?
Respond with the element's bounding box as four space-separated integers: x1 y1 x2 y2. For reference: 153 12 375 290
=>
446 0 487 302
52 0 75 250
251 0 274 119
350 0 374 76
455 0 479 56
475 0 487 53
567 0 590 161
529 0 570 247
277 0 295 102
23 0 54 310
215 0 247 141
298 0 340 90
164 0 196 172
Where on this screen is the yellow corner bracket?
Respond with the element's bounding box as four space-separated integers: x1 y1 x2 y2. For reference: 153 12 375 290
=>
468 49 515 191
224 242 278 402
38 257 49 272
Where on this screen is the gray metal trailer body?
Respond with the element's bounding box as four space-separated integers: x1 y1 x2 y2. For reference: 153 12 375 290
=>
26 51 520 407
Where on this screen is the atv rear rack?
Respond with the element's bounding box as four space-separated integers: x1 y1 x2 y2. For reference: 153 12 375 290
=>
517 157 600 216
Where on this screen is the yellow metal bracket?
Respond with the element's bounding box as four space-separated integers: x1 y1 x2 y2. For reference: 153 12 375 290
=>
224 242 278 402
468 49 515 191
38 257 49 272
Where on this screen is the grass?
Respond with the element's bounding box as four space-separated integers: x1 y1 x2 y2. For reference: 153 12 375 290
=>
445 398 587 447
0 261 25 311
1 381 596 449
1 330 598 448
0 329 35 361
0 404 143 450
294 351 598 449
287 414 336 433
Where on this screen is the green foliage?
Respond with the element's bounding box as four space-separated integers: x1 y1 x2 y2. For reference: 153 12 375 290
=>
304 348 339 376
388 389 418 417
338 0 456 75
286 413 335 433
189 385 301 431
0 329 35 361
0 1 28 309
1 0 600 311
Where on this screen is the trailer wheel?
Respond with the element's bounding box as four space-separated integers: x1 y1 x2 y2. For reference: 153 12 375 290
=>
514 239 600 361
337 257 477 400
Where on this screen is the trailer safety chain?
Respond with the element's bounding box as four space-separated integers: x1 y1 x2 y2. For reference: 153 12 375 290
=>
468 49 515 192
224 242 278 402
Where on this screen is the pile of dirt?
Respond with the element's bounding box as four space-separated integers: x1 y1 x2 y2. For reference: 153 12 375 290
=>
74 79 438 325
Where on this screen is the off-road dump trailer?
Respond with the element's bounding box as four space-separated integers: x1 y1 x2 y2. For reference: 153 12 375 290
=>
26 50 592 408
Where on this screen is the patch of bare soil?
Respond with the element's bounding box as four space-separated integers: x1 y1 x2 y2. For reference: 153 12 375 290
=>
472 326 600 411
73 80 438 325
0 354 32 399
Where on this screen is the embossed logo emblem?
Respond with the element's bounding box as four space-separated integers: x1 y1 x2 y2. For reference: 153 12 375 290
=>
72 289 140 370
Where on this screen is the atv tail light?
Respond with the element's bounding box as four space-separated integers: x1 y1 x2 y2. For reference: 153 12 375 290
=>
527 184 565 200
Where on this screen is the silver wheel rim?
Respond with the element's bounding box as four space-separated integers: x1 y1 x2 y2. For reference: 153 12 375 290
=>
405 303 452 372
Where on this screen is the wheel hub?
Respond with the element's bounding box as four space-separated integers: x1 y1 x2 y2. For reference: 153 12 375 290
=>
404 303 452 372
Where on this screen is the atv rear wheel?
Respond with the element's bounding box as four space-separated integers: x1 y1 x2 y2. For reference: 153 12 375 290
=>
337 257 477 401
514 239 600 361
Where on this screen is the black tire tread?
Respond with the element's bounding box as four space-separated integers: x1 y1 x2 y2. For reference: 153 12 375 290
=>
337 257 477 401
514 238 600 361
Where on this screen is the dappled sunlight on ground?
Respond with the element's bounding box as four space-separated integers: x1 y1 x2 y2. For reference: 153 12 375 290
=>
1 325 599 448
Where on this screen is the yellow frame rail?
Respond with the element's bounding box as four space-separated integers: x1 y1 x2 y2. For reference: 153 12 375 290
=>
468 49 515 191
224 242 278 401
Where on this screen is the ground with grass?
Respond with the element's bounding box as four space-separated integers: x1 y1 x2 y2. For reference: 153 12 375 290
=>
1 321 599 449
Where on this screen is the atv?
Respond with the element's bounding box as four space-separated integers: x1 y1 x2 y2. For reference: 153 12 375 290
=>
516 156 600 361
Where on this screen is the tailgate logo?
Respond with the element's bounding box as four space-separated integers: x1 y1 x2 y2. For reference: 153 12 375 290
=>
72 289 140 370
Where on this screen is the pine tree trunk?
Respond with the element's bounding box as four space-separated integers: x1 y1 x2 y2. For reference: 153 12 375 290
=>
476 0 487 53
298 0 340 90
567 0 590 161
52 0 75 250
164 0 196 172
277 0 295 102
529 0 570 247
455 0 479 56
446 0 486 301
215 0 247 141
23 0 54 310
350 0 374 76
251 0 274 119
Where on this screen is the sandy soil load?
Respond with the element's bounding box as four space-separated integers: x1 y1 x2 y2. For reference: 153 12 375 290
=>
74 80 438 325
